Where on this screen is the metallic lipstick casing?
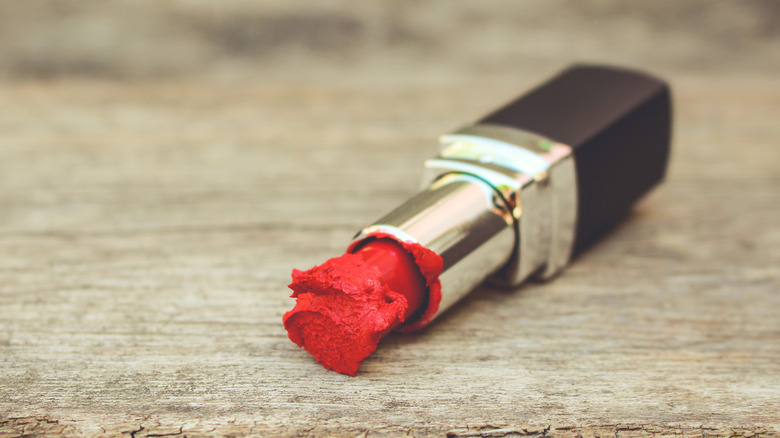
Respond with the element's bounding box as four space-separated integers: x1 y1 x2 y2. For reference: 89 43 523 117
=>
349 64 672 328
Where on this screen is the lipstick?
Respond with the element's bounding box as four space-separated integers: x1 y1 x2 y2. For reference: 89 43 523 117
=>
284 64 672 375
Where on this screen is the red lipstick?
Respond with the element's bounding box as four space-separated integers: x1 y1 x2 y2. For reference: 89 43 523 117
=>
284 64 672 375
283 237 442 375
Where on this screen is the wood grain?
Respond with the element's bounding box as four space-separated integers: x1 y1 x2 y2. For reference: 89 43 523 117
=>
1 1 779 437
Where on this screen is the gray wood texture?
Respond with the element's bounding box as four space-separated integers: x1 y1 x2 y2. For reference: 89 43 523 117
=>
1 1 779 436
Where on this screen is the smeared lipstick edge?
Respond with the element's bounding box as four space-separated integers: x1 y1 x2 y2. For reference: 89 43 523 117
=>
348 232 443 334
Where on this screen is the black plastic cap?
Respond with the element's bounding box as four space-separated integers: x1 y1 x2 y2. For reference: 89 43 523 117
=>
478 65 672 254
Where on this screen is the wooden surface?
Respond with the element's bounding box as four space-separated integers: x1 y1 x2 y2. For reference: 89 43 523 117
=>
1 1 779 437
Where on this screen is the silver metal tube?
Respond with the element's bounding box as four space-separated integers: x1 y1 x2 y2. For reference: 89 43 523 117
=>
354 173 515 313
352 124 577 325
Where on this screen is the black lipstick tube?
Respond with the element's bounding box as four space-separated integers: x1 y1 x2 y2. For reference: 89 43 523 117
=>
351 64 672 327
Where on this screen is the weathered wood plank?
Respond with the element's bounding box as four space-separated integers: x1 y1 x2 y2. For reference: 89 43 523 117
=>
1 1 779 437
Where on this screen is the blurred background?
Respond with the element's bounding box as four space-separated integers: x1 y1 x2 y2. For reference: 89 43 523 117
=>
1 1 777 83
